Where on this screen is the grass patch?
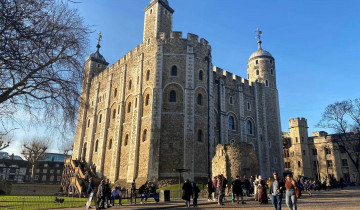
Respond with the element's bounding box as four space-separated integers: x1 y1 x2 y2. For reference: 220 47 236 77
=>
0 196 90 210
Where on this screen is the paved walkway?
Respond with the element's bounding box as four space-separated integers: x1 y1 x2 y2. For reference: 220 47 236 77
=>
55 186 360 210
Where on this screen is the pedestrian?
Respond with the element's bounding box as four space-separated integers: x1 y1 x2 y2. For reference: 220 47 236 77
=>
131 179 137 200
97 180 105 209
104 179 111 207
192 182 200 207
207 177 213 201
86 178 95 209
212 176 218 201
269 172 285 210
285 174 298 210
244 176 251 197
254 175 259 201
250 175 255 195
232 175 245 204
217 175 226 206
258 175 268 204
182 179 193 208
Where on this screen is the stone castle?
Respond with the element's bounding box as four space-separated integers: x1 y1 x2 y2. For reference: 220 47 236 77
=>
283 117 359 183
71 0 284 185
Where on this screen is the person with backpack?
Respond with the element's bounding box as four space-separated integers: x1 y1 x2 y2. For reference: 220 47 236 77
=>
285 174 299 210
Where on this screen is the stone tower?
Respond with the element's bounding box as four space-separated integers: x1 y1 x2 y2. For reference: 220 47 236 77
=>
73 35 109 165
246 29 284 176
288 118 312 176
143 0 174 42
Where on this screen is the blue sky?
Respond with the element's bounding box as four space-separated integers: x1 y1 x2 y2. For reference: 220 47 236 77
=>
3 0 360 155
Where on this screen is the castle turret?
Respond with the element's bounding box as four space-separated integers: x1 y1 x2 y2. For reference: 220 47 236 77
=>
143 0 174 42
247 28 276 88
72 33 108 162
246 28 283 177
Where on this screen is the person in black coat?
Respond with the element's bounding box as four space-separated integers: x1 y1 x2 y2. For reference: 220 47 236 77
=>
232 175 245 204
207 178 213 201
244 176 251 197
192 182 200 207
182 179 193 208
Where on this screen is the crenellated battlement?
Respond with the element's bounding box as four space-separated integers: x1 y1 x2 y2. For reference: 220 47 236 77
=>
289 117 308 128
213 66 251 86
159 31 210 48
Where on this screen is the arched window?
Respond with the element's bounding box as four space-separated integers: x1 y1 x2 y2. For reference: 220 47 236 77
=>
145 94 150 106
114 88 117 97
171 65 177 76
270 69 273 75
246 120 253 135
229 116 235 130
197 94 202 105
99 114 102 123
112 109 116 119
135 98 137 107
87 119 90 128
124 134 129 146
108 139 112 150
142 129 147 142
229 97 233 105
95 140 98 152
147 38 151 45
298 161 301 168
118 105 120 114
199 70 203 81
197 130 203 142
127 102 131 113
256 60 258 65
265 80 269 87
247 102 251 110
256 70 259 75
146 70 150 81
82 142 87 161
128 80 132 90
169 90 176 102
270 60 273 64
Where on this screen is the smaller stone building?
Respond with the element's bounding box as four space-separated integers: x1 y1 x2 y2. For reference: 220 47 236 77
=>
283 117 360 183
212 142 258 183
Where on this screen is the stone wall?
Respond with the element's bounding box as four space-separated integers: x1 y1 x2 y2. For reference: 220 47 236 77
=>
212 142 258 183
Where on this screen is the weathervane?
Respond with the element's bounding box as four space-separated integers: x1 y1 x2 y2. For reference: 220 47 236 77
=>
255 28 262 49
96 31 102 51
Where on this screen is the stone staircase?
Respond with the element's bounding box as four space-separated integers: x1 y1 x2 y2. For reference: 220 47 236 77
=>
60 157 99 197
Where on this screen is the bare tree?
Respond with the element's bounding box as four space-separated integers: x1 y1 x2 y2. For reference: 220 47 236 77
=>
21 137 50 182
317 98 360 181
0 0 91 141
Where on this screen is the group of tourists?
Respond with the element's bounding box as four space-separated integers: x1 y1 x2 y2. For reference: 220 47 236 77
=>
184 172 301 209
86 178 159 209
181 179 201 208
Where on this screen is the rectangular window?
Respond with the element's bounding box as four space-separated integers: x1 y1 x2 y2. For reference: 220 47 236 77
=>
43 169 47 173
35 175 39 180
44 164 48 167
327 160 333 167
285 162 291 168
274 157 277 164
50 176 54 182
42 175 46 181
342 159 348 167
313 161 318 168
295 137 298 143
302 150 306 155
57 170 61 174
339 146 346 153
50 169 54 174
36 169 40 174
312 149 317 155
325 148 331 155
57 176 61 181
301 137 304 142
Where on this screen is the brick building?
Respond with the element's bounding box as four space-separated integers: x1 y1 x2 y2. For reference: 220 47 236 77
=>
71 0 284 185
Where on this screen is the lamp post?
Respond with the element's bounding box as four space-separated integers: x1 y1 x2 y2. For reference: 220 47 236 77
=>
173 169 190 198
